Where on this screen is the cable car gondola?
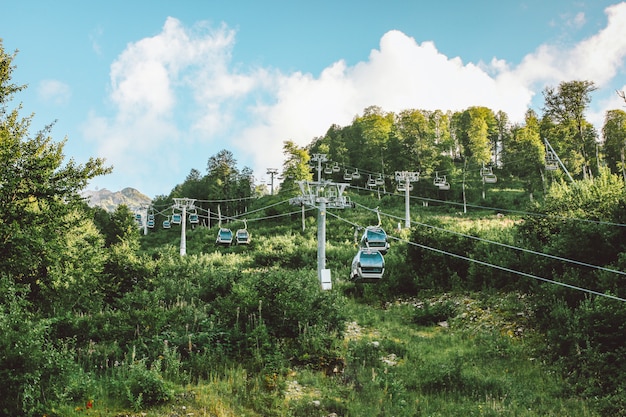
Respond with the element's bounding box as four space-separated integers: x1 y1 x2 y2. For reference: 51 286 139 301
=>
172 213 182 225
359 225 390 255
216 228 233 245
162 219 171 229
189 213 199 224
350 249 385 283
236 229 251 245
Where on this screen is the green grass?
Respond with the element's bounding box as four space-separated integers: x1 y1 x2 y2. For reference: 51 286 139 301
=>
40 193 604 416
52 294 598 417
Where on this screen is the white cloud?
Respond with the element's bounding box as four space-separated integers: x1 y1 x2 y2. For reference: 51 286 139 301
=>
38 79 71 105
87 3 626 196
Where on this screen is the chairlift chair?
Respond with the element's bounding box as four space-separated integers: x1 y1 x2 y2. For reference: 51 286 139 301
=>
434 173 450 190
324 164 333 175
352 169 361 180
350 249 385 283
481 165 497 184
433 172 445 187
375 174 385 186
332 162 341 172
343 169 353 181
483 174 497 184
545 150 558 171
367 175 377 188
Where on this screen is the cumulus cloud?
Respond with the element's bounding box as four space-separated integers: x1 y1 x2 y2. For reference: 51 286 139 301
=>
86 3 626 196
38 79 71 106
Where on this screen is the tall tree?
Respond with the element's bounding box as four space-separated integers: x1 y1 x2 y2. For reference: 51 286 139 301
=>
280 140 311 194
602 109 626 182
542 80 597 179
0 41 111 298
206 149 239 215
455 106 497 166
392 109 438 173
352 106 394 175
503 110 545 197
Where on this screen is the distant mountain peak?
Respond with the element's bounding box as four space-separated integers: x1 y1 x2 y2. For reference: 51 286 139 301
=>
82 187 152 212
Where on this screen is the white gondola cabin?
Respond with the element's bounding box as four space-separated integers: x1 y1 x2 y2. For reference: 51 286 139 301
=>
236 229 251 245
172 213 182 225
359 225 390 255
350 249 385 283
216 228 233 245
162 220 171 229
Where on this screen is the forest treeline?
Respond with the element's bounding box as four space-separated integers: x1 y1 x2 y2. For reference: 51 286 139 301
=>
4 39 626 416
161 78 626 216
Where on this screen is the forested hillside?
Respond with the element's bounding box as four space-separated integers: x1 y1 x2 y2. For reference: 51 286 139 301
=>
3 40 626 416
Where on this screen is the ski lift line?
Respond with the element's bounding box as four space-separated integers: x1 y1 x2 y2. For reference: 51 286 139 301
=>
193 196 257 203
227 199 293 218
349 183 626 228
326 210 626 303
353 201 626 278
386 235 626 304
211 201 292 223
208 207 315 223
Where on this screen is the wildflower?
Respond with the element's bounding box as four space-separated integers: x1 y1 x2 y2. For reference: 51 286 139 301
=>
86 399 93 409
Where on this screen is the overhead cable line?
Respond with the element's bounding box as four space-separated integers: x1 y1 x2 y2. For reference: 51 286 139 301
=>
325 210 626 303
353 201 626 278
348 183 626 228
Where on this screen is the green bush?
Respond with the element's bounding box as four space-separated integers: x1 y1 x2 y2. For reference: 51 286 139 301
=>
108 353 172 409
0 276 79 417
412 299 457 326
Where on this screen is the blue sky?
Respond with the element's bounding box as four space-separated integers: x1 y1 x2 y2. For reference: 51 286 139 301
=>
2 0 626 198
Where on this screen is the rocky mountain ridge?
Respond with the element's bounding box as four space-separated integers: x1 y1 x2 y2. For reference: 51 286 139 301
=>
82 187 152 212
